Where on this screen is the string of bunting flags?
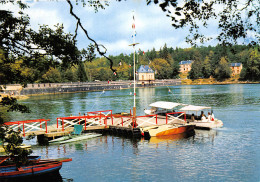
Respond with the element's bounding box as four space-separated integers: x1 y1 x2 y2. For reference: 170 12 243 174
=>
113 12 146 76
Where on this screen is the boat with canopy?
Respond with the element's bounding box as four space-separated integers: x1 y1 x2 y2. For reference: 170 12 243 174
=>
179 105 223 129
144 101 185 116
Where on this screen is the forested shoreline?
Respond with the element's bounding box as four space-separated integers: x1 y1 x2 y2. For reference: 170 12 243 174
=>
1 44 259 85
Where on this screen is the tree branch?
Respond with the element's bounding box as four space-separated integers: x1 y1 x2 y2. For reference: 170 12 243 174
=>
67 0 116 74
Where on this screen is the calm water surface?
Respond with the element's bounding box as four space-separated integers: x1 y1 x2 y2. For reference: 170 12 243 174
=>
6 84 260 181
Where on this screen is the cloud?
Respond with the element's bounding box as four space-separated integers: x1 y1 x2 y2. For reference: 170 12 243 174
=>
25 2 72 32
4 0 244 57
99 39 131 55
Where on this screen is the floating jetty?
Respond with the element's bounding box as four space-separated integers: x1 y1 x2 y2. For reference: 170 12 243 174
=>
3 109 190 144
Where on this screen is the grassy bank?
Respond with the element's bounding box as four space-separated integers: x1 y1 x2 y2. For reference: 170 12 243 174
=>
0 94 29 101
179 73 260 85
181 78 259 85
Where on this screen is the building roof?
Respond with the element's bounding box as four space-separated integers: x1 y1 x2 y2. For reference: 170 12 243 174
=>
230 63 242 67
179 60 193 65
138 65 154 73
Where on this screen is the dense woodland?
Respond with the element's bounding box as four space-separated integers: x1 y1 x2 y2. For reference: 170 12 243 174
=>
1 44 260 84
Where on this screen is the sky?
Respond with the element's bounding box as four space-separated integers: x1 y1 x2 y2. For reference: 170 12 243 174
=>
1 0 247 56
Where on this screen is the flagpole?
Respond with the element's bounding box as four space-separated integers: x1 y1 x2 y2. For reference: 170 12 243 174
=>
129 11 139 122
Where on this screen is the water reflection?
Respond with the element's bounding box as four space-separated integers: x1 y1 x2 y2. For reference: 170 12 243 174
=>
6 172 64 182
148 131 195 145
193 129 220 144
137 87 156 111
180 85 193 103
3 84 260 181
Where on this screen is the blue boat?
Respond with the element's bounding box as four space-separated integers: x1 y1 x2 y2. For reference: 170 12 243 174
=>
0 156 71 180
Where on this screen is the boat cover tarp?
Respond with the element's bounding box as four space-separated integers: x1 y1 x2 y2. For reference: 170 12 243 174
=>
149 101 183 110
180 105 211 111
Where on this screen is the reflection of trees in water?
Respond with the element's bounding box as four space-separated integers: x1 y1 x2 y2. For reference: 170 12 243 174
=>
178 85 246 107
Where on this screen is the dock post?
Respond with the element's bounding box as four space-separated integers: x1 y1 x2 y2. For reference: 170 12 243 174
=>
45 120 48 133
85 118 87 130
111 110 114 125
57 118 59 128
23 123 25 137
62 119 64 131
133 106 136 129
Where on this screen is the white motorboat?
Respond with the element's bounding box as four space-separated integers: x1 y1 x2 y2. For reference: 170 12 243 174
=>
179 105 223 129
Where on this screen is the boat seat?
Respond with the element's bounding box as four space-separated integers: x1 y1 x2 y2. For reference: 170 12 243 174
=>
71 125 83 135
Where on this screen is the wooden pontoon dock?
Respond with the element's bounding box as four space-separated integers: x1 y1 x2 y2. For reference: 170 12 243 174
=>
3 110 190 144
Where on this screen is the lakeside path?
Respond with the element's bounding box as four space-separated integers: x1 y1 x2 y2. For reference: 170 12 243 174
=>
1 79 181 97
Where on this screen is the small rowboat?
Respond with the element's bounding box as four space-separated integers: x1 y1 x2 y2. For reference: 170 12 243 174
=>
0 157 72 180
59 133 102 144
49 133 102 144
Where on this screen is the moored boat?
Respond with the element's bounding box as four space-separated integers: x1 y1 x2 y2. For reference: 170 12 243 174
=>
141 108 195 139
144 101 223 130
144 101 184 116
179 105 223 129
49 124 102 144
0 157 72 180
58 133 102 144
141 123 195 139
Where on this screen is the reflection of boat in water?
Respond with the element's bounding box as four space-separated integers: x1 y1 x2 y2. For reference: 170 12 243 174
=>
194 129 219 140
148 131 195 144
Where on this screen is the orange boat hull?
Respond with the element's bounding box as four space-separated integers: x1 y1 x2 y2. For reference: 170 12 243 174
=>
151 125 194 136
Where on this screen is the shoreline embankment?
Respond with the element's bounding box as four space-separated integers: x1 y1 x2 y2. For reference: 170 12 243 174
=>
0 79 181 98
1 79 259 100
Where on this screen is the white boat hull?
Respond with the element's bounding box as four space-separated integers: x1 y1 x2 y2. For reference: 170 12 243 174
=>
191 119 223 129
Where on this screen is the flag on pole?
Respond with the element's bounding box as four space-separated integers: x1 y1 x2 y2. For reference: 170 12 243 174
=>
131 31 137 38
132 15 135 29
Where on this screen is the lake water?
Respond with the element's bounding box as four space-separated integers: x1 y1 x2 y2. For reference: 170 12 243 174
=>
5 84 260 181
